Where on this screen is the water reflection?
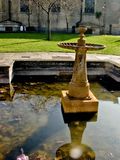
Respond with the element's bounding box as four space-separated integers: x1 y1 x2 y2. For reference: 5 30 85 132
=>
0 82 119 103
55 112 97 160
0 84 14 101
0 82 119 160
4 94 64 160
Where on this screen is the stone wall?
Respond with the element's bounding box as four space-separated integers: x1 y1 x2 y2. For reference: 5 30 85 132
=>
0 60 120 84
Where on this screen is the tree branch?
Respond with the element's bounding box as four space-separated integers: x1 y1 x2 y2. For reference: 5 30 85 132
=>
49 0 58 10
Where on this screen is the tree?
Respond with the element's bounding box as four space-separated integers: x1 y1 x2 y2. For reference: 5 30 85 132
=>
79 0 83 24
61 0 80 32
27 0 32 28
36 2 42 31
31 0 42 31
20 0 32 28
61 0 72 32
32 0 59 40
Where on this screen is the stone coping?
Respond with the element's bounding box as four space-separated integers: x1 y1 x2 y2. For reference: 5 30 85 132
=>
0 52 120 84
0 52 120 67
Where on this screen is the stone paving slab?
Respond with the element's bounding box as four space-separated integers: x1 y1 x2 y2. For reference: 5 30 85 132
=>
0 52 120 67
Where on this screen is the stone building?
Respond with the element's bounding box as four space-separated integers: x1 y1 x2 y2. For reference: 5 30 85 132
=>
0 0 120 34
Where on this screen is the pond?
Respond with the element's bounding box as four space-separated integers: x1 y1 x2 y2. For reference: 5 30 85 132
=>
0 81 120 160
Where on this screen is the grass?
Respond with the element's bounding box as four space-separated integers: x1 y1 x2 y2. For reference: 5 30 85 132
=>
0 32 119 55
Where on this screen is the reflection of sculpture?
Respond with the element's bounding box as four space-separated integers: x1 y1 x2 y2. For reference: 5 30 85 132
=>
58 26 105 113
55 118 96 160
17 148 29 160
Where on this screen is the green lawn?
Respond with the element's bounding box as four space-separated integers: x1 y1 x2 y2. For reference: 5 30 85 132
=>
0 33 120 55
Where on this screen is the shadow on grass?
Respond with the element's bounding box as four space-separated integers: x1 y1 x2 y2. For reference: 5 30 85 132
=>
0 32 79 41
0 40 41 47
115 40 120 42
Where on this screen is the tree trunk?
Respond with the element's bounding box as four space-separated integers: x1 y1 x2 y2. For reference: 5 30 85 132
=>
37 5 41 31
28 13 31 27
8 0 11 20
79 0 83 23
47 11 51 40
99 19 102 34
28 1 31 28
65 16 69 33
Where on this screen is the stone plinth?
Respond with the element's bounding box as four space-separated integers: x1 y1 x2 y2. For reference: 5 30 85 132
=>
61 90 98 113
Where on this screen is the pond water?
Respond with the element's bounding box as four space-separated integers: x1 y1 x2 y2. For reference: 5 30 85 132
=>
0 82 120 160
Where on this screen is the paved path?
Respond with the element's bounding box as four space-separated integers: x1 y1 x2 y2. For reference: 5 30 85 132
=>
0 52 120 67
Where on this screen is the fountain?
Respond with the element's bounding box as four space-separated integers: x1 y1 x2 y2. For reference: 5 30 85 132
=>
58 26 105 113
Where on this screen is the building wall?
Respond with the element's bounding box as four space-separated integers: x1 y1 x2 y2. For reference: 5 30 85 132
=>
0 0 8 20
11 0 19 20
94 0 120 34
0 0 120 34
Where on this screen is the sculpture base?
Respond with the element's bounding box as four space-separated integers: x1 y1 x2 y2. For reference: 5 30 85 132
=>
68 82 90 99
61 90 98 113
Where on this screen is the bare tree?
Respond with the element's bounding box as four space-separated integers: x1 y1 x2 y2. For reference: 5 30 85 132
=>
61 0 81 32
31 0 42 31
32 0 59 40
79 0 83 24
20 0 33 29
36 2 41 31
27 0 32 28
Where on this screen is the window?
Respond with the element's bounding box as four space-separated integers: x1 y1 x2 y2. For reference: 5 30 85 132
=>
20 0 29 12
85 0 95 14
51 2 60 12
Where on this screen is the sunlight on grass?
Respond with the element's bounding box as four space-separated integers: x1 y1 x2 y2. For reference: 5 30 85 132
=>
0 33 119 55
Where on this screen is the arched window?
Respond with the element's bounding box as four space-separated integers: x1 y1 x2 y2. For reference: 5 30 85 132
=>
20 0 29 12
85 0 95 14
